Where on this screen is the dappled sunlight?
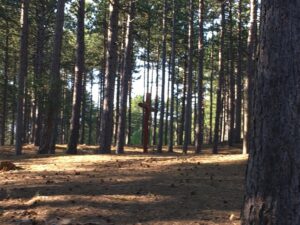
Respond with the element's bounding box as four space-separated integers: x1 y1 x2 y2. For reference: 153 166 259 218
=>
0 145 247 224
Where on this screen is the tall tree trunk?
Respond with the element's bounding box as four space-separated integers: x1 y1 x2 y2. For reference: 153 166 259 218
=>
235 0 243 143
116 0 135 154
146 8 151 95
10 55 18 146
176 74 180 145
228 0 235 146
88 79 93 145
179 55 187 146
97 0 108 144
67 0 85 154
164 63 170 145
209 41 215 145
168 0 176 153
38 0 65 154
243 0 257 154
242 1 300 223
212 2 225 154
23 87 30 143
15 0 30 155
157 0 167 153
1 22 9 146
183 0 194 154
80 76 86 144
98 0 119 154
34 2 46 146
195 0 204 153
152 51 159 146
127 78 132 145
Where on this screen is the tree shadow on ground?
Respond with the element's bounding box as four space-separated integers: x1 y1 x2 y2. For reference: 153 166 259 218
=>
0 150 247 224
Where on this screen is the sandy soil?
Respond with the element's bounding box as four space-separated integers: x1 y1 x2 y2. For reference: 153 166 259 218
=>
0 145 248 225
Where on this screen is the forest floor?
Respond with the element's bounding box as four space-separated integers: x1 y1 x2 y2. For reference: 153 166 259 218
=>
0 145 248 225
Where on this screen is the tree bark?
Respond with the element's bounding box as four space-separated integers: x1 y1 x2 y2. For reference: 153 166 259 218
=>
195 0 204 153
152 50 159 146
1 22 9 146
15 0 30 155
235 0 243 143
67 0 85 154
168 0 176 153
179 54 187 146
157 0 167 153
116 0 135 154
98 0 119 154
209 40 215 145
38 0 65 154
242 1 300 223
183 0 194 154
127 78 132 145
228 0 235 147
243 0 257 154
212 2 225 154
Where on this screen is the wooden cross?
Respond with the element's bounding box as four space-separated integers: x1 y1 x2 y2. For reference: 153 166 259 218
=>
138 93 155 153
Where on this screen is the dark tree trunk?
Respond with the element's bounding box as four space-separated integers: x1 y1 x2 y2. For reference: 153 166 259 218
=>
164 63 170 145
116 0 135 154
16 0 30 155
146 8 151 95
34 1 47 146
195 0 204 153
243 0 257 154
183 0 194 154
176 75 180 145
242 1 300 223
127 79 132 145
157 0 167 153
10 56 17 146
235 0 243 143
98 0 119 154
209 41 215 145
152 52 159 146
1 22 9 146
228 0 235 147
212 2 226 154
67 0 85 154
97 0 108 144
80 76 86 144
114 74 120 146
168 0 176 153
88 79 93 145
179 55 187 146
23 87 30 143
38 0 65 154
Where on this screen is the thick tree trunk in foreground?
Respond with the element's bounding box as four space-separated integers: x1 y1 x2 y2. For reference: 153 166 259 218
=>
38 0 65 154
116 0 135 154
16 0 30 155
98 0 119 154
242 1 300 224
67 0 85 154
